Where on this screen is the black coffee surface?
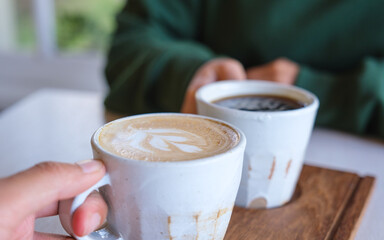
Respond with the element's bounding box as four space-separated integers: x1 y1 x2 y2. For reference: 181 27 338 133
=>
213 94 305 112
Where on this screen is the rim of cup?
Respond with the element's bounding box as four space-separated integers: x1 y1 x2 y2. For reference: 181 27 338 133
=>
91 113 246 167
195 80 319 119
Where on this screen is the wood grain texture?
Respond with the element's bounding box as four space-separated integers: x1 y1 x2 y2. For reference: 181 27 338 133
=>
225 165 375 240
333 177 376 240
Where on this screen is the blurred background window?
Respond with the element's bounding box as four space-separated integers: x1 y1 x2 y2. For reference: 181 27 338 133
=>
0 0 36 53
0 0 122 54
0 0 123 111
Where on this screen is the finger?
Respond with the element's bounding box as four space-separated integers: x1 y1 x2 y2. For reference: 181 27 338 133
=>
12 214 34 240
180 89 198 114
71 191 108 237
181 70 216 114
181 58 246 114
189 69 216 90
246 66 269 80
34 231 74 240
216 59 246 80
36 202 59 218
1 160 105 224
247 58 299 84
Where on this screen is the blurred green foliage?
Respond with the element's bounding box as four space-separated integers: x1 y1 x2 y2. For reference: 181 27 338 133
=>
56 0 123 52
14 0 123 53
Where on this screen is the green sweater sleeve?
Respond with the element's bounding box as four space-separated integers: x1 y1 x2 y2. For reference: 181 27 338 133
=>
296 57 384 138
104 0 215 115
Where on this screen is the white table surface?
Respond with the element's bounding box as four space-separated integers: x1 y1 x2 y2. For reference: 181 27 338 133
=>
1 89 383 239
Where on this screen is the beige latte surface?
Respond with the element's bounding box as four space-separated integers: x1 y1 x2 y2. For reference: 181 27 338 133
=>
98 115 240 162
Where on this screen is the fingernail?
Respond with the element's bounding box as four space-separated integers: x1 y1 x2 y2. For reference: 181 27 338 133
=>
87 213 101 234
76 160 103 173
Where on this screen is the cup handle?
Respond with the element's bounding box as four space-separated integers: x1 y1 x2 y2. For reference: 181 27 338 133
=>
59 174 122 240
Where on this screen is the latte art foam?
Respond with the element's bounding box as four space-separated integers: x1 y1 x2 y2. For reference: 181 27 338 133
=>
99 115 239 162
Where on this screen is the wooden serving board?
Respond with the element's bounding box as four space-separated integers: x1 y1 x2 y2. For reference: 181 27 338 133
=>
225 165 375 240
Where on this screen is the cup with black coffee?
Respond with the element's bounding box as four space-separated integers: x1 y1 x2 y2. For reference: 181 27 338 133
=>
196 80 319 209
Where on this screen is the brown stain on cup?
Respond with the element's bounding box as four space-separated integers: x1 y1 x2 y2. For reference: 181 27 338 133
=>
248 197 267 209
286 159 292 177
248 162 252 178
217 207 230 218
193 214 200 240
213 207 232 238
167 207 232 240
167 216 173 240
268 157 276 180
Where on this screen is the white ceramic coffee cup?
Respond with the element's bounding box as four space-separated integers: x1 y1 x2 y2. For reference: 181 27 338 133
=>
196 80 319 209
59 113 246 240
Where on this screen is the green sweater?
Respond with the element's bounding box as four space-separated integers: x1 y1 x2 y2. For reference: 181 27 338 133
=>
105 0 384 139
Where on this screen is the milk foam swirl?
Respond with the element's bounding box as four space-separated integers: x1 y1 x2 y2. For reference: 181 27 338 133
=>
113 128 205 154
99 115 239 162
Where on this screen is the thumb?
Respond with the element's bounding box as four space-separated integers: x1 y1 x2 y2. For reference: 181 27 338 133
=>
1 160 105 223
